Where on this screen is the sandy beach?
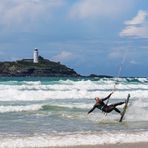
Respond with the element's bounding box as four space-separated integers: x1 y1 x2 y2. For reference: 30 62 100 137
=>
50 142 148 148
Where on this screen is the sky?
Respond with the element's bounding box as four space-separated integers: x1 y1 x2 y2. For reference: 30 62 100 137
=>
0 0 148 77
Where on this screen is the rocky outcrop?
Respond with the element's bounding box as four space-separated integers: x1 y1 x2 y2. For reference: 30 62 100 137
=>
0 56 80 77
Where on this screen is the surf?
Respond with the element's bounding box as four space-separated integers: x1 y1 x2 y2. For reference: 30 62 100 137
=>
0 78 148 101
0 131 148 147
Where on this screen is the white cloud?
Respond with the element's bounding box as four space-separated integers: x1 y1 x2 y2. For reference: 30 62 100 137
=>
51 51 75 62
0 0 64 30
120 10 148 38
69 0 134 19
125 10 147 25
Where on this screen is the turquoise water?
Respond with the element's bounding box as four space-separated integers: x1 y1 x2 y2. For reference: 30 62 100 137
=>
0 77 148 147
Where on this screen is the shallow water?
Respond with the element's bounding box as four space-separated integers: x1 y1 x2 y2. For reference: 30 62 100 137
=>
0 77 148 147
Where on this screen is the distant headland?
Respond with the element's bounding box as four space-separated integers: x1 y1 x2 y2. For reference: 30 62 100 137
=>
0 49 113 78
0 56 80 77
0 49 80 77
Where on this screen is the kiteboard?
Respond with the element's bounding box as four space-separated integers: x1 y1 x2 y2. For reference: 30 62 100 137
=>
119 94 130 122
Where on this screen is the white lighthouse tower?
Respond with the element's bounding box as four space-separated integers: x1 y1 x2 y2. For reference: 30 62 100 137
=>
33 48 39 63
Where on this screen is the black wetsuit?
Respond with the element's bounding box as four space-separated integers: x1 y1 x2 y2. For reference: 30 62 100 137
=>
88 93 124 114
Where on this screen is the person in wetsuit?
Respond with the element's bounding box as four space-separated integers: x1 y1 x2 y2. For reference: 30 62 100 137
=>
88 92 125 115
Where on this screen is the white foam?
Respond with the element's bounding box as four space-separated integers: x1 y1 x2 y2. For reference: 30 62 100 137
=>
0 87 148 101
0 104 42 113
22 81 42 85
137 78 148 83
0 79 148 101
0 131 148 147
126 98 148 121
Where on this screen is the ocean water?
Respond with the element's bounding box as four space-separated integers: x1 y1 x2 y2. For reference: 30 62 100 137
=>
0 77 148 147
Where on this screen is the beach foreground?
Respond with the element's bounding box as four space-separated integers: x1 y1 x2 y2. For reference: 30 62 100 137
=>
50 142 148 148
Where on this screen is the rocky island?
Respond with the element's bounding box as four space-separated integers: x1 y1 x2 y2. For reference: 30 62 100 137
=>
0 56 80 77
0 49 113 78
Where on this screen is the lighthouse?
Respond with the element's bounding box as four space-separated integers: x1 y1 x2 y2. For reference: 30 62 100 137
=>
33 48 39 63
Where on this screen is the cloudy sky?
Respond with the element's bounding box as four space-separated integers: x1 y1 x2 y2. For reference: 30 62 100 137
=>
0 0 148 77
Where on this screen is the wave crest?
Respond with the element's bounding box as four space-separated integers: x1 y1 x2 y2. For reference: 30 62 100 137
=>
0 104 42 113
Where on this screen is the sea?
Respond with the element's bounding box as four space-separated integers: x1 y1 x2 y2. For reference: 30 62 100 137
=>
0 77 148 147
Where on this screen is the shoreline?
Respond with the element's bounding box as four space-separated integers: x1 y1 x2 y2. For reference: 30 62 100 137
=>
49 142 148 148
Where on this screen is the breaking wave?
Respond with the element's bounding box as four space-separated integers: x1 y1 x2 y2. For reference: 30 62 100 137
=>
0 78 148 101
0 104 42 113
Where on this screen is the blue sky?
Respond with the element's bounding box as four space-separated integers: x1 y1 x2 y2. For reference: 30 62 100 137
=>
0 0 148 76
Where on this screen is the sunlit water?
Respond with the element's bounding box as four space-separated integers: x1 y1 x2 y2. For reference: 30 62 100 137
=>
0 77 148 147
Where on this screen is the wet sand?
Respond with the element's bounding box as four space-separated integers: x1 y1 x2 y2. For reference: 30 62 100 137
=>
50 142 148 148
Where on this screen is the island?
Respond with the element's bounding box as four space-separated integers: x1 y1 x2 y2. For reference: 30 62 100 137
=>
0 56 80 77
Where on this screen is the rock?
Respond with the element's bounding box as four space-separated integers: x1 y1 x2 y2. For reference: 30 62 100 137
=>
0 56 80 77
